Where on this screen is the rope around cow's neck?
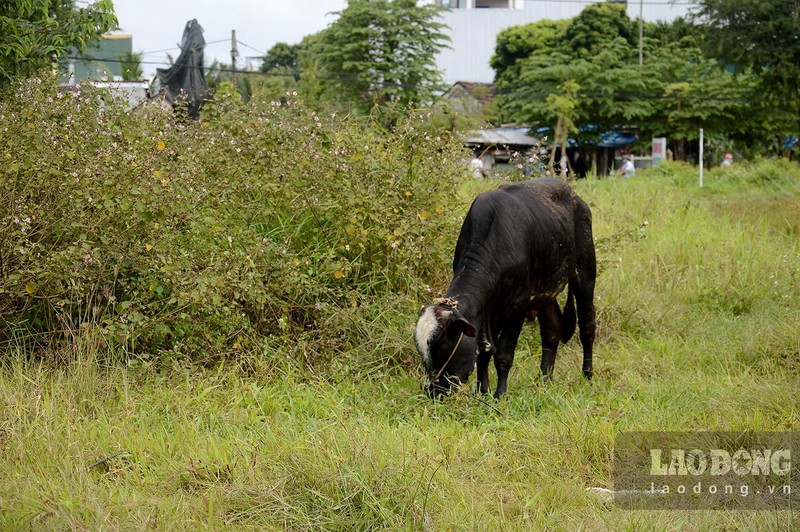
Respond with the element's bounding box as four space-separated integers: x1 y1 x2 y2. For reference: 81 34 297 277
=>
432 331 464 384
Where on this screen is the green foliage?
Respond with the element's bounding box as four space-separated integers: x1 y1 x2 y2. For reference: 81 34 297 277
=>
691 0 800 130
204 61 264 104
493 5 793 156
561 2 636 58
260 41 300 75
0 161 798 529
0 0 117 86
638 42 778 156
317 0 450 120
547 79 579 177
118 51 142 81
259 34 331 112
204 60 234 92
490 18 568 82
0 75 466 362
495 9 649 136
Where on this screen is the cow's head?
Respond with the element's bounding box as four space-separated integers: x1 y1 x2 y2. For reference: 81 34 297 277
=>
414 299 477 397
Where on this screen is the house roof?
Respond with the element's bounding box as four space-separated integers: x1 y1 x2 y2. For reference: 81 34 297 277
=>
443 81 495 107
453 82 495 106
465 127 539 147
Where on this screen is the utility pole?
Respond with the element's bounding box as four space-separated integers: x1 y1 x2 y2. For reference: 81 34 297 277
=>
699 128 704 187
231 29 239 85
638 0 644 66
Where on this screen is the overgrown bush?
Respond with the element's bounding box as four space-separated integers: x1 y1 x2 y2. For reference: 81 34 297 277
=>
0 77 467 364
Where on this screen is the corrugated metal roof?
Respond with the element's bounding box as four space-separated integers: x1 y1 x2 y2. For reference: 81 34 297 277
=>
465 127 539 146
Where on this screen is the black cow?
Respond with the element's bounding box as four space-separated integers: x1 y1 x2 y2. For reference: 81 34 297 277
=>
414 178 596 398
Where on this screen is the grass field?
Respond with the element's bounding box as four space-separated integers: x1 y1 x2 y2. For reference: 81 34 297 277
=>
1 161 799 530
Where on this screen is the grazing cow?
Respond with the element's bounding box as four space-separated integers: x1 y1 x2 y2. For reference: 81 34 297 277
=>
414 178 596 398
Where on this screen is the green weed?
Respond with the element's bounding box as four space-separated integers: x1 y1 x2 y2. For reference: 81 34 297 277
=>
0 78 798 529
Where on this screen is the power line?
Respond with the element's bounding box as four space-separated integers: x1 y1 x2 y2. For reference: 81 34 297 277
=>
139 47 181 56
237 41 265 56
67 54 301 79
138 38 234 57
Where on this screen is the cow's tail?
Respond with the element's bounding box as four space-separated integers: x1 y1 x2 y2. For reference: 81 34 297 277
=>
561 285 577 343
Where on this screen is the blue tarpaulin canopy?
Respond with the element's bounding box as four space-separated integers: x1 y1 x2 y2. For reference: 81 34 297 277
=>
597 131 638 148
534 126 637 148
534 126 578 148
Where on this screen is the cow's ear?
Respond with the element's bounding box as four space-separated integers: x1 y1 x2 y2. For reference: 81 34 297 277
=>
453 317 476 338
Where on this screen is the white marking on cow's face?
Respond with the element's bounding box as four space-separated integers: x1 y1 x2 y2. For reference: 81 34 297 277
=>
414 306 442 367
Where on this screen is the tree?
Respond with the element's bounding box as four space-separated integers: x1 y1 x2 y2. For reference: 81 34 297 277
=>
690 0 800 132
204 59 260 103
119 51 143 81
496 9 654 139
296 37 326 111
0 0 117 86
561 2 635 58
547 80 579 178
316 0 450 116
493 4 790 160
260 42 300 76
638 40 777 158
491 19 568 82
253 35 323 108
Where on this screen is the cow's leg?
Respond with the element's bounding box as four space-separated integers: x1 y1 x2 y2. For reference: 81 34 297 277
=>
475 329 495 395
574 220 597 381
475 350 491 395
574 280 596 380
493 313 525 399
538 299 562 380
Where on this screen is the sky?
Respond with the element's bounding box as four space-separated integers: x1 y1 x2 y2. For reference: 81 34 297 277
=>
111 0 348 79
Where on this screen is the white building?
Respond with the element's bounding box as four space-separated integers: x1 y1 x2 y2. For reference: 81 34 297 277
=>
428 0 693 84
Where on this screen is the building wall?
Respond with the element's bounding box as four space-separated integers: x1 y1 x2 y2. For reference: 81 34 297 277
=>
63 34 133 83
431 0 693 84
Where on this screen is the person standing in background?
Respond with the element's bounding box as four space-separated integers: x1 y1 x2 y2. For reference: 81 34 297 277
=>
721 153 733 167
618 155 635 178
470 152 486 178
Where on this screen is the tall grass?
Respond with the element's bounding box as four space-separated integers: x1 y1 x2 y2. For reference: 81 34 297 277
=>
1 159 798 529
1 78 798 528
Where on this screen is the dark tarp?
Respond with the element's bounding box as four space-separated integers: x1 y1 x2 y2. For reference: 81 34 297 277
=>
156 19 208 118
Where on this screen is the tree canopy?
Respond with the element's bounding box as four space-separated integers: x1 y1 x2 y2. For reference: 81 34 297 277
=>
0 0 117 86
492 1 793 157
315 0 450 116
260 42 300 75
690 0 800 131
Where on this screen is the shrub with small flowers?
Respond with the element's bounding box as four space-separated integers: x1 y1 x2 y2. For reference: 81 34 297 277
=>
0 77 467 366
